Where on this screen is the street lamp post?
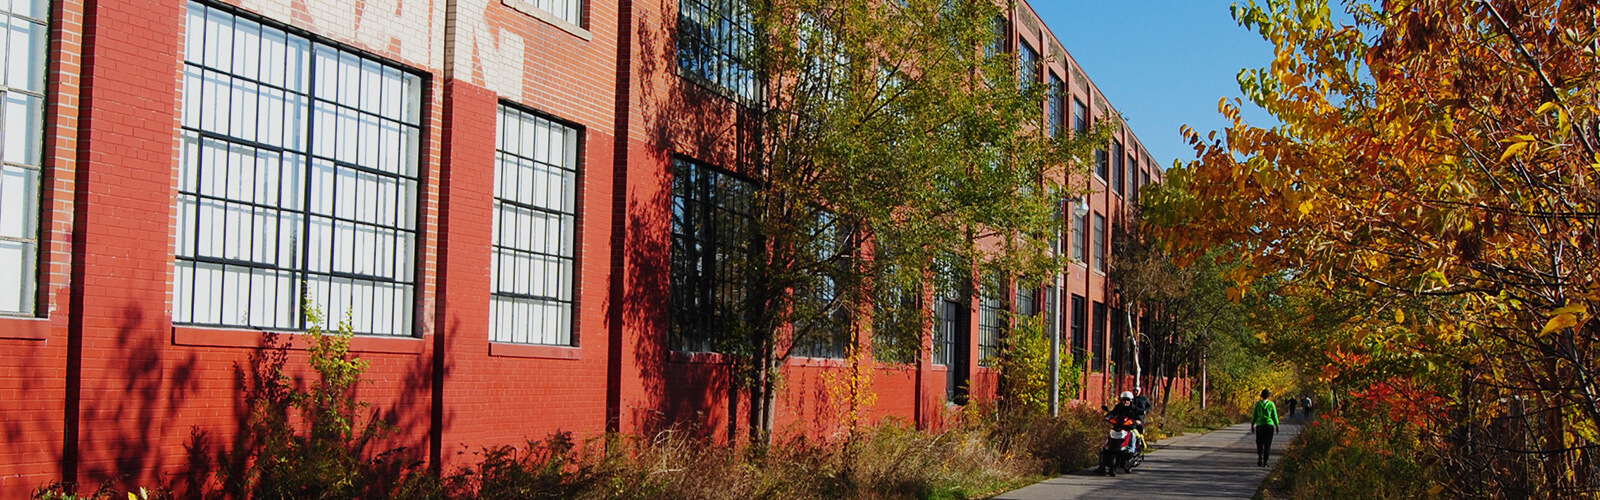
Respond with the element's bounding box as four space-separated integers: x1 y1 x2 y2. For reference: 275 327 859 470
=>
1050 196 1091 417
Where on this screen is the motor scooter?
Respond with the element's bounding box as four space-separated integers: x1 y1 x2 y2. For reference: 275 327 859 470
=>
1096 405 1145 476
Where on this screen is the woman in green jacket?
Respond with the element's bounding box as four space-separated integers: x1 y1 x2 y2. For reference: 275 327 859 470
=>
1250 389 1280 466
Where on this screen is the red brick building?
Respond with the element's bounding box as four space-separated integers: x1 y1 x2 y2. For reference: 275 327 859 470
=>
0 0 1183 494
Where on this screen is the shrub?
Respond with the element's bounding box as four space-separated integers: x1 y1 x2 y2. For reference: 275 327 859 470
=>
1260 418 1433 500
32 482 172 500
1146 395 1239 440
996 315 1079 415
230 306 425 499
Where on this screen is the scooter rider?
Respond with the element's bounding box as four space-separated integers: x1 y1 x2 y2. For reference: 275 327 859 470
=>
1096 391 1146 476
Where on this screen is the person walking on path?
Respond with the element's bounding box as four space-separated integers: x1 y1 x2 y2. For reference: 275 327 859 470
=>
1286 395 1298 418
1302 395 1314 419
1249 389 1280 467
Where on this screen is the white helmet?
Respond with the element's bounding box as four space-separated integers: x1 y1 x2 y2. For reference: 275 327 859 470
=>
1120 391 1134 400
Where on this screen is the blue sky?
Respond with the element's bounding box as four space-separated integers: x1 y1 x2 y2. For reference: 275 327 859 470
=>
1032 1 1280 172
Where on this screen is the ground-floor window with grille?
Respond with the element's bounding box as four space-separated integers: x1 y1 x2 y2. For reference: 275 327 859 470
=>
669 158 756 352
793 214 850 359
871 271 920 364
1071 294 1087 355
0 0 46 315
174 1 423 336
977 284 1003 367
1092 301 1107 372
491 105 580 345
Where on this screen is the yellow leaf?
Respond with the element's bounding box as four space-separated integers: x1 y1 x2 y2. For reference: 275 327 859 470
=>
1500 141 1529 162
1536 102 1558 114
1395 308 1405 324
129 494 139 500
1542 313 1578 335
1552 303 1588 317
1298 200 1314 215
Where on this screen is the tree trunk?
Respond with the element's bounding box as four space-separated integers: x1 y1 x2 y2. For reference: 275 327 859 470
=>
1128 308 1141 393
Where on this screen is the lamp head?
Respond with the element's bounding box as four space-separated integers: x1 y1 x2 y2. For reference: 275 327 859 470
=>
1072 196 1091 218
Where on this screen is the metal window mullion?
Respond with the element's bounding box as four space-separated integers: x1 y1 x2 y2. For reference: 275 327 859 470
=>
296 40 317 331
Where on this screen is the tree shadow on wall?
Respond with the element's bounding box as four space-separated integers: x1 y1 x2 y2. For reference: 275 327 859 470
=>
179 328 431 499
61 305 203 494
614 0 766 444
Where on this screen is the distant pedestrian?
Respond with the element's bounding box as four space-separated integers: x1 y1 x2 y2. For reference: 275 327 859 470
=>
1286 396 1298 418
1249 389 1280 467
1302 395 1314 419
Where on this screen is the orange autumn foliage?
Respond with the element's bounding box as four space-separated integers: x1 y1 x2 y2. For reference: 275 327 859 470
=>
1151 0 1600 495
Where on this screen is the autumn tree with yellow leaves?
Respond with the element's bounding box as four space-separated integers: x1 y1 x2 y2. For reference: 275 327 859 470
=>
1150 0 1600 495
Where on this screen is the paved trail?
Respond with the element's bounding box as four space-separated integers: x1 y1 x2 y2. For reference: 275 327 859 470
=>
996 422 1304 500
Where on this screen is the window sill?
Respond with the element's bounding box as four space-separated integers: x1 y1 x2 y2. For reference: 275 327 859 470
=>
675 67 764 111
490 341 581 360
0 316 50 340
172 325 426 354
669 350 731 364
790 356 847 368
502 0 593 41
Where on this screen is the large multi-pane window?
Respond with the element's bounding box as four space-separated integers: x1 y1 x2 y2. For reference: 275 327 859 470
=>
669 158 756 352
1112 140 1125 196
1014 285 1035 317
977 277 1003 367
1047 74 1064 137
491 106 580 345
1092 300 1107 371
1070 294 1086 355
677 0 760 103
1071 211 1087 263
1041 285 1056 334
1018 41 1038 91
176 2 423 335
1093 148 1107 180
1110 308 1126 374
1092 212 1106 273
1132 159 1142 202
794 213 850 359
872 275 920 364
0 0 44 315
1072 97 1088 135
986 16 1007 58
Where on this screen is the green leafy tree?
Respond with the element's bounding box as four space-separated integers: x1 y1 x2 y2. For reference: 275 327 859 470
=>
694 0 1116 444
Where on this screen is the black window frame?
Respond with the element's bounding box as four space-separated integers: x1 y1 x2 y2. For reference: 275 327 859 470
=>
490 103 583 346
1018 40 1039 92
669 156 758 353
677 0 763 104
1047 73 1065 138
175 0 426 336
1112 139 1125 196
1070 294 1087 356
1092 212 1106 273
1092 300 1107 372
977 273 1004 367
